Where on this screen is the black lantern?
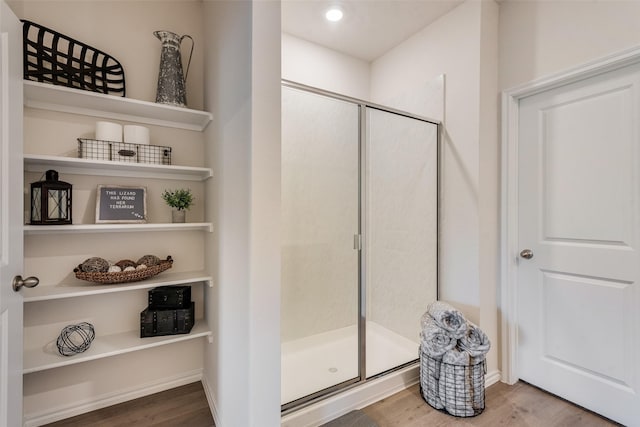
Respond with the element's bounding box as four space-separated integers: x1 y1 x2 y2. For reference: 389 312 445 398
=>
30 170 72 225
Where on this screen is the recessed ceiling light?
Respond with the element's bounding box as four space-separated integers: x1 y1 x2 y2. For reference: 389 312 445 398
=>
325 7 343 22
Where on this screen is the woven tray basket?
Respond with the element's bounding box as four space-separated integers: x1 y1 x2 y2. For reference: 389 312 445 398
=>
74 256 172 284
420 350 486 417
22 20 126 96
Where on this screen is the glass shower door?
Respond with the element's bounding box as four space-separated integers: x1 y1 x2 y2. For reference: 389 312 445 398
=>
365 107 439 378
281 86 360 406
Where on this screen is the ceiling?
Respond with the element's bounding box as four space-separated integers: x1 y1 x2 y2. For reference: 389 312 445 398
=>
281 0 464 62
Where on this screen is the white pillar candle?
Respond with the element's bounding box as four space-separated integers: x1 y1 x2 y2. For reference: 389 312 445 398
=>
124 125 150 145
95 121 123 142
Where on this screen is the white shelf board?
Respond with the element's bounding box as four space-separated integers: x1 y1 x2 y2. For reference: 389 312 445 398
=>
24 81 212 131
23 321 212 374
24 222 213 235
22 270 213 303
24 154 212 181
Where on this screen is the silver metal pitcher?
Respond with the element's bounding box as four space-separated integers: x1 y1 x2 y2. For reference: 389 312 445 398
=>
154 30 193 107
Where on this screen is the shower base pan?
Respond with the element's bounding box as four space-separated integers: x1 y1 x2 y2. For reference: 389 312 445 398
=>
281 321 417 405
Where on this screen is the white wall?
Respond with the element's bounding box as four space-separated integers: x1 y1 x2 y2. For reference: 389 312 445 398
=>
499 0 640 90
282 33 370 100
370 0 499 373
203 1 281 426
478 0 499 379
248 3 281 424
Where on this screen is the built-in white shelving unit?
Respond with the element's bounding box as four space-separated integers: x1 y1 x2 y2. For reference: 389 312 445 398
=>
22 82 214 387
24 80 212 131
24 154 213 181
24 222 213 235
22 270 213 302
23 322 213 374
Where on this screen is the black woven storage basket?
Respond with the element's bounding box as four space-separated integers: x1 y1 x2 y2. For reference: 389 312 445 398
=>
22 20 125 96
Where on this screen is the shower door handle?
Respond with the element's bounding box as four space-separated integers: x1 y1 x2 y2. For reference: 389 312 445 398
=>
354 234 362 250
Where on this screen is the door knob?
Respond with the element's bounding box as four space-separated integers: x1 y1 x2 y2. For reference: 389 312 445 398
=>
519 249 534 259
12 275 39 292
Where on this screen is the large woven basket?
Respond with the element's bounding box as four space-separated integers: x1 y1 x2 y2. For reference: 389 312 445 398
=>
420 350 486 417
74 256 172 284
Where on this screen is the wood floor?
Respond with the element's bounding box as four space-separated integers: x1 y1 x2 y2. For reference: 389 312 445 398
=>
362 381 621 427
45 379 621 427
44 382 215 427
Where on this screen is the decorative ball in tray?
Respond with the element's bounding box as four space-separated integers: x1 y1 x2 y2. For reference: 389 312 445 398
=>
74 255 173 284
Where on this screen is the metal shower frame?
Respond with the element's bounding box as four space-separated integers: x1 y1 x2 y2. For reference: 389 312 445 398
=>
281 80 441 413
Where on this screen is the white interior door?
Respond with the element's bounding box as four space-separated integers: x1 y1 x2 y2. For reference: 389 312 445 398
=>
0 2 24 426
517 61 640 426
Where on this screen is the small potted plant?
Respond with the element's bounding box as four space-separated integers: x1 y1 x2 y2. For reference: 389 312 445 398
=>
162 188 194 223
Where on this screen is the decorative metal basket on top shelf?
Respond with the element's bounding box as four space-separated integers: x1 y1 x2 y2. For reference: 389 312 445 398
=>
22 20 126 96
78 138 171 165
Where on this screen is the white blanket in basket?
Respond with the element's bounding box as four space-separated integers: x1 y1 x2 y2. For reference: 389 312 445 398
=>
458 321 491 357
420 313 457 358
426 301 467 339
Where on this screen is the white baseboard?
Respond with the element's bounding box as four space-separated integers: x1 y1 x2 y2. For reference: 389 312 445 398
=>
281 367 503 427
23 369 203 427
21 365 501 427
200 373 221 427
281 364 420 427
486 369 501 387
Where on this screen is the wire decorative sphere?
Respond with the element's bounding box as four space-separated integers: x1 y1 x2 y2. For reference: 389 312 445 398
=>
56 322 95 357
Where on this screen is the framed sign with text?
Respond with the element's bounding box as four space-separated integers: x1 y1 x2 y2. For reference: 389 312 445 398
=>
96 185 147 223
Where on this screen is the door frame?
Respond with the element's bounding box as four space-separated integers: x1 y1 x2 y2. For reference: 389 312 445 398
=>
500 45 640 385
